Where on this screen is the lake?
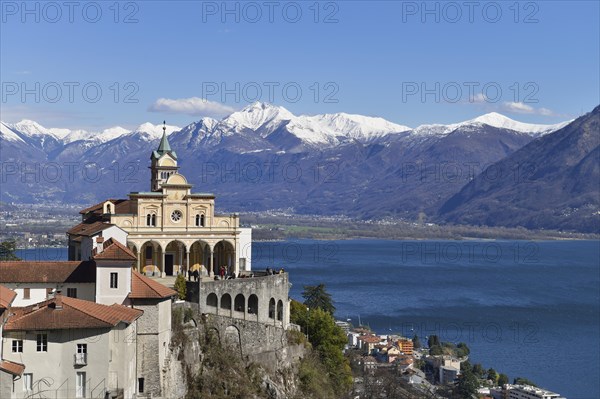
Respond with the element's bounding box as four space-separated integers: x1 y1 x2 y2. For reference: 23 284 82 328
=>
17 239 600 398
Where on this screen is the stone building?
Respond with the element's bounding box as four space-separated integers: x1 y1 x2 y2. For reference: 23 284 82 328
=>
67 124 252 277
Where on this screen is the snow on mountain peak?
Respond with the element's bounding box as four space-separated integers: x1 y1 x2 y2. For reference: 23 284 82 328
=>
470 112 568 134
0 121 26 143
14 119 51 136
223 102 294 131
413 112 570 137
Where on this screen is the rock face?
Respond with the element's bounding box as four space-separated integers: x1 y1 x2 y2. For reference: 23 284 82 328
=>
165 303 306 399
439 106 600 233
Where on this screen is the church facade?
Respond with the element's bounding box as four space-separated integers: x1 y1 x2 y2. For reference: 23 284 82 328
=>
68 124 252 277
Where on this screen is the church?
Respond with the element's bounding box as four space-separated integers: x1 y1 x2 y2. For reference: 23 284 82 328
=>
0 126 291 399
67 122 252 277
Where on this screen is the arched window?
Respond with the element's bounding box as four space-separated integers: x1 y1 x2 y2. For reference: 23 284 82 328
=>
106 204 111 214
200 214 205 227
206 293 218 308
221 294 232 310
248 295 258 315
277 300 284 321
269 298 276 319
146 214 152 226
234 294 245 312
151 214 156 226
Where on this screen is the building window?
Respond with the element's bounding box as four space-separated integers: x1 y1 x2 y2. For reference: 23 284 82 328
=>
23 374 32 392
76 371 86 398
110 273 118 289
67 288 77 298
196 214 205 227
77 343 87 354
36 333 47 352
12 340 23 353
146 213 157 226
138 378 145 393
23 288 30 299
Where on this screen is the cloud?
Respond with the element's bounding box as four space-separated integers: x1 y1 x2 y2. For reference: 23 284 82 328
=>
471 93 488 103
148 97 235 118
500 102 557 117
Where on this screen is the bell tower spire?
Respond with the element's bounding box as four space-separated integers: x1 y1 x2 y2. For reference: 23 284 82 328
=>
150 121 179 191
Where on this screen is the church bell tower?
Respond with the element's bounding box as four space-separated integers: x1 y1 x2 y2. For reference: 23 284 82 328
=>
150 121 179 192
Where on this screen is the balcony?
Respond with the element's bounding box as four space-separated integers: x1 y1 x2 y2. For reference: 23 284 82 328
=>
74 353 87 366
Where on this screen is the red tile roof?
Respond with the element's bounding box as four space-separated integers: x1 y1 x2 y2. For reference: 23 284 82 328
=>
93 238 137 261
78 199 136 215
0 360 25 376
129 271 176 299
359 335 381 344
67 221 114 237
5 295 142 331
0 284 17 309
0 261 96 283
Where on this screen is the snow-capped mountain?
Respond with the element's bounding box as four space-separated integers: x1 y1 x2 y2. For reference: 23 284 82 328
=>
3 102 592 235
413 112 570 137
0 120 181 145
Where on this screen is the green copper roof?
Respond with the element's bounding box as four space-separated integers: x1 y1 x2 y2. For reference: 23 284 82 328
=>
152 122 177 159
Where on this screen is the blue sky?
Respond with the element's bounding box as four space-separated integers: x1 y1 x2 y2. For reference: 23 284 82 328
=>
1 0 598 130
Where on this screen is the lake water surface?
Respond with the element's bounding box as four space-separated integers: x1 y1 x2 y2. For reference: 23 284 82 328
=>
17 239 600 398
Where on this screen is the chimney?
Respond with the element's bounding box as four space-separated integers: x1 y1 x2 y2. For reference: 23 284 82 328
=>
96 235 104 253
54 292 63 310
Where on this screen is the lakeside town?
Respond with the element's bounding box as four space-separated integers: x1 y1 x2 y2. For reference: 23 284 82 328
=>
336 320 567 399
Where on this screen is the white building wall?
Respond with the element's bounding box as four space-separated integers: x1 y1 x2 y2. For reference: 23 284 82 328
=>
2 328 111 399
238 227 252 271
95 261 132 306
3 283 95 307
81 226 129 261
108 322 138 398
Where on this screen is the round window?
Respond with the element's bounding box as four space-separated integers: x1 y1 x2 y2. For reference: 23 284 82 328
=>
171 210 183 223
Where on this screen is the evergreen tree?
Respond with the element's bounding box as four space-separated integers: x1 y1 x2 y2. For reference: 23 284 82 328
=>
412 334 421 349
427 335 440 348
0 239 19 261
302 284 335 314
487 368 498 384
498 373 509 386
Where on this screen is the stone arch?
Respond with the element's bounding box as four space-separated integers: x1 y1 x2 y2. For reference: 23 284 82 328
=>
214 240 235 276
224 325 242 356
248 294 259 317
206 293 218 309
219 219 230 228
277 300 284 321
140 241 163 275
234 294 245 313
269 298 276 319
220 294 232 316
165 240 187 276
190 240 210 276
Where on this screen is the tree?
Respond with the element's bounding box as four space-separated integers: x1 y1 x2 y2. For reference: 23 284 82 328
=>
429 345 443 356
412 334 421 349
487 368 498 384
174 274 187 300
456 342 470 358
498 373 509 386
456 369 479 398
0 239 19 261
302 284 335 315
472 363 485 378
427 335 440 348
